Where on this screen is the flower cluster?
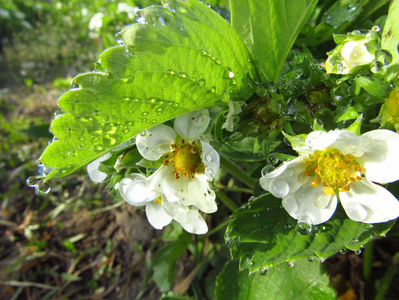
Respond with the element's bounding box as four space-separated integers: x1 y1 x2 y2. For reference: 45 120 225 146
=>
260 129 399 225
119 109 219 234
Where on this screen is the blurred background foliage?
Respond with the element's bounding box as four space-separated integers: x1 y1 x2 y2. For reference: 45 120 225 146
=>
0 0 398 299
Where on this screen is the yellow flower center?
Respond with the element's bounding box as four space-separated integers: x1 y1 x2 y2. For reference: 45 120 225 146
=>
154 196 162 205
163 137 205 179
304 148 363 195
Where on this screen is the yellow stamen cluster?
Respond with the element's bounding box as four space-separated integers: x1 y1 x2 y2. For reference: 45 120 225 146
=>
163 137 205 179
304 148 363 195
154 196 162 205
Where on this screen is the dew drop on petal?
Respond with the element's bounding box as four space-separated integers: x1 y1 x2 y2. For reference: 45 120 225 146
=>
270 179 289 198
314 194 332 209
344 202 368 222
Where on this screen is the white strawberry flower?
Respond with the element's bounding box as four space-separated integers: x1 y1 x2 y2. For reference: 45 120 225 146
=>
325 37 375 74
119 109 219 234
260 129 399 225
341 38 375 68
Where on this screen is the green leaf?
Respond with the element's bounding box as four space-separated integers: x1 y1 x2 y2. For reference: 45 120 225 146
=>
215 259 336 300
225 194 394 273
346 114 363 136
40 0 256 179
153 232 191 292
382 0 399 68
229 0 317 82
355 76 390 98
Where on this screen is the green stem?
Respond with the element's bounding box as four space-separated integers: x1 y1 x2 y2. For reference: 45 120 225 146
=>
363 241 373 283
222 186 253 194
220 154 257 189
375 255 399 300
216 190 239 212
201 218 231 239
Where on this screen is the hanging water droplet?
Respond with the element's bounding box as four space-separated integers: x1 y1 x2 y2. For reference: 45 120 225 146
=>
53 110 63 118
339 249 347 255
354 249 362 255
36 181 51 195
371 25 381 32
26 175 41 188
297 218 313 235
261 165 275 176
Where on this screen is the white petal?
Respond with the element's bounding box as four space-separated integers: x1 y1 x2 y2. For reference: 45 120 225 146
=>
340 179 399 223
136 124 176 160
160 171 185 203
185 175 217 213
360 129 399 184
119 174 158 206
166 204 208 235
145 202 173 229
283 184 338 225
87 153 111 183
341 39 374 66
305 129 364 156
260 156 307 198
174 109 210 140
201 141 220 179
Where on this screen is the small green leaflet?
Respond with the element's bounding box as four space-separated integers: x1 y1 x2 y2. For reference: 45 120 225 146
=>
215 259 336 300
40 0 256 179
229 0 318 83
225 194 394 273
382 0 399 67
